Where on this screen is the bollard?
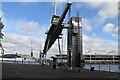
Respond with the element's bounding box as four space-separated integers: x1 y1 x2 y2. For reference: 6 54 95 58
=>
90 67 94 71
109 65 111 72
99 64 100 70
90 64 91 69
22 59 23 64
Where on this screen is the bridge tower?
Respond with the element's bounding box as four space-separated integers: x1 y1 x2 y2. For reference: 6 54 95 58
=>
67 16 84 68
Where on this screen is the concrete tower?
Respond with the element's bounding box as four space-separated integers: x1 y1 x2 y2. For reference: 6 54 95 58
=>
67 17 84 68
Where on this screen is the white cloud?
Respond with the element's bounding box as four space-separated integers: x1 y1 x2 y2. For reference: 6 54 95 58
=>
86 2 118 18
3 42 15 48
2 32 65 58
18 21 40 35
111 33 118 38
102 23 118 38
75 3 84 8
76 2 118 39
1 2 118 59
2 32 118 59
92 33 96 37
3 18 48 38
82 18 92 32
114 26 118 33
0 11 2 18
97 3 118 24
3 33 43 55
83 35 118 55
76 2 118 27
4 33 30 46
0 10 4 18
76 2 104 9
98 3 118 18
92 2 118 26
84 2 118 18
103 23 115 33
75 2 118 39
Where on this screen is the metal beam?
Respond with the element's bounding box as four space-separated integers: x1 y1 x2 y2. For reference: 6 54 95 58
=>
43 2 72 54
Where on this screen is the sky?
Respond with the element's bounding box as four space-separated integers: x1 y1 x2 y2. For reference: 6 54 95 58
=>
0 1 119 59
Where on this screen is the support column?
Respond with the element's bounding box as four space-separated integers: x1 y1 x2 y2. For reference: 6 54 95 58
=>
67 17 84 68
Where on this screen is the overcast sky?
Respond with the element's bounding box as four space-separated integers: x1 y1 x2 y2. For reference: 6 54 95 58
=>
0 1 119 59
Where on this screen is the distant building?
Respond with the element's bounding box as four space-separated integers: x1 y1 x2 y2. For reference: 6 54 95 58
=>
56 54 67 63
83 53 96 55
84 54 120 64
55 54 120 64
2 54 21 58
19 54 30 58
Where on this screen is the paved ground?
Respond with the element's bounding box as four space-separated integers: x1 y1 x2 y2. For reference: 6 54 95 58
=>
1 63 119 79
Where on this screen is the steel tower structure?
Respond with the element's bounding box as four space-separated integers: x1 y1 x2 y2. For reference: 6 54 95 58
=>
43 2 84 69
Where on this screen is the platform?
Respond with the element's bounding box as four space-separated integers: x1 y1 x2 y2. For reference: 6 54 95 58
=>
1 63 119 80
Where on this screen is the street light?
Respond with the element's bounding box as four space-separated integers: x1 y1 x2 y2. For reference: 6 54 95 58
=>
0 18 4 63
14 50 17 63
111 51 115 64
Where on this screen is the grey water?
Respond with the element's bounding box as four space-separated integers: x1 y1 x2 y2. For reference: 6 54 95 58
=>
84 64 120 73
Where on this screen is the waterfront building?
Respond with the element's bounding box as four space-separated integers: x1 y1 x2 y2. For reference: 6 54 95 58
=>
55 54 120 64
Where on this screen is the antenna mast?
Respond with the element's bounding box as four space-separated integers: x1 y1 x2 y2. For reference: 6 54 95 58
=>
0 0 2 16
30 42 33 57
54 0 56 15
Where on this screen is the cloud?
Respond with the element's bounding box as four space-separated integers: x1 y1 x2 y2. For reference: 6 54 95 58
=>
76 2 118 26
82 18 92 32
76 2 104 9
111 33 118 38
92 33 96 37
2 32 118 59
90 2 118 26
3 42 15 48
2 2 118 59
102 23 118 38
96 3 118 24
0 10 4 18
99 2 118 18
103 23 115 33
83 35 118 55
18 21 40 35
3 17 48 38
0 11 2 17
3 33 43 55
2 32 66 58
75 2 118 39
114 26 118 33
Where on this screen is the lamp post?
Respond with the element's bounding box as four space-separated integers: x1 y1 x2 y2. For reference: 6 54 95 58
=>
111 51 115 64
14 50 17 63
0 18 4 63
1 48 4 63
109 50 115 64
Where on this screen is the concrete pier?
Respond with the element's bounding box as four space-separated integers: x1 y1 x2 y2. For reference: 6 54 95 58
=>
1 63 119 80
